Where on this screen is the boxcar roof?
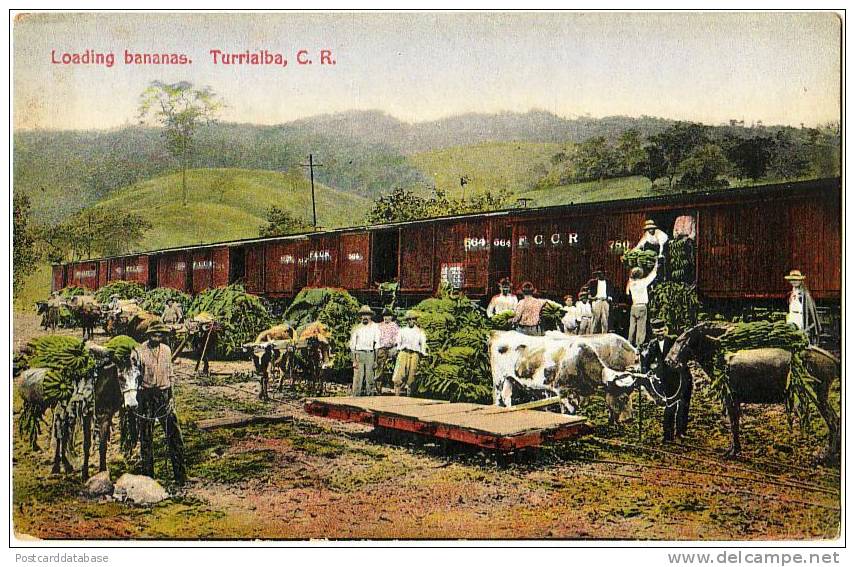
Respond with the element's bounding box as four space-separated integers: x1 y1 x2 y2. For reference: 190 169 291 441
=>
59 176 840 264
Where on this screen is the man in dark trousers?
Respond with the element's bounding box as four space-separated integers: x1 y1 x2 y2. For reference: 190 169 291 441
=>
584 268 614 334
640 319 692 443
131 322 186 485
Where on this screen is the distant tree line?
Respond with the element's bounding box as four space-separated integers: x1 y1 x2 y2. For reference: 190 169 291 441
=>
366 187 511 224
536 121 840 190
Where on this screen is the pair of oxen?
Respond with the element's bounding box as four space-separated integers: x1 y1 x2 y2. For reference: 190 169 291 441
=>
488 323 840 460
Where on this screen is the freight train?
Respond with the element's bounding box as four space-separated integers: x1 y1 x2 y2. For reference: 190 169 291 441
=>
53 177 841 336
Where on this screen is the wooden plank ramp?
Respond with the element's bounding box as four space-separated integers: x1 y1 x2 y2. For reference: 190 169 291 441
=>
304 396 590 451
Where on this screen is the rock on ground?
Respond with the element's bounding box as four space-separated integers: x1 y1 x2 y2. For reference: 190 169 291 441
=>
84 471 114 499
113 474 169 504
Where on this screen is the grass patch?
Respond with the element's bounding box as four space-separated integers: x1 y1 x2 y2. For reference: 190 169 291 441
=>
93 168 369 251
196 449 277 483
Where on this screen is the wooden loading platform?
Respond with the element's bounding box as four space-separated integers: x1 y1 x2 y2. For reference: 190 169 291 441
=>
304 396 590 451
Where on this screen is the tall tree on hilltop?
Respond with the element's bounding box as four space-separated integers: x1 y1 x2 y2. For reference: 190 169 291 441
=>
726 136 774 181
632 144 668 189
616 129 645 175
649 122 709 188
676 143 732 189
138 81 223 206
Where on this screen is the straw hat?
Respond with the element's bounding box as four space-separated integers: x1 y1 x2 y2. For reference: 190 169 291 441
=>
784 269 806 281
403 310 419 320
643 219 658 230
357 305 374 316
146 322 169 335
651 319 667 331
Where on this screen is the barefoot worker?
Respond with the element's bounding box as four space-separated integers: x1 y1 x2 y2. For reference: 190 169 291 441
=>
131 322 186 486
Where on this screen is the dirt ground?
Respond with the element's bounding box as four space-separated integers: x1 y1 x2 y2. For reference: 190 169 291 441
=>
11 312 841 541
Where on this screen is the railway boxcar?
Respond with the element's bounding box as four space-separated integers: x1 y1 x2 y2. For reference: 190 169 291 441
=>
67 260 100 291
56 178 841 317
51 264 66 292
156 250 191 293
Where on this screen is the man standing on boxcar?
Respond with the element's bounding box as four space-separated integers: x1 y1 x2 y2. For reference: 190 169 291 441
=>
585 269 614 334
512 282 547 336
374 308 400 393
132 322 186 485
350 305 381 396
486 278 519 317
633 219 669 259
785 270 821 345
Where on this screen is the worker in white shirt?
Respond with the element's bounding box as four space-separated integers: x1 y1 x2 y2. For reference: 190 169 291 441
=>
584 269 614 334
392 310 428 396
576 290 594 335
633 219 669 259
486 278 519 317
349 305 381 396
784 269 821 345
561 294 580 335
626 259 659 347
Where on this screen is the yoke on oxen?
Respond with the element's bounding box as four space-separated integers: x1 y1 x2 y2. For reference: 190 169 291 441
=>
488 330 658 423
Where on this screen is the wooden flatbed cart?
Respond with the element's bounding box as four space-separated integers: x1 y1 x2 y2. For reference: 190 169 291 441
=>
304 396 590 452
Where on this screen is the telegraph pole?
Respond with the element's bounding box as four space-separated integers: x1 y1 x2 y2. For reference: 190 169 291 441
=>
300 154 323 228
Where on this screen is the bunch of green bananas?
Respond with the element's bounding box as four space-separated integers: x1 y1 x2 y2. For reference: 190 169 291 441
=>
105 335 140 364
622 249 658 272
140 287 192 315
94 280 146 304
649 282 701 334
21 335 95 406
187 284 274 359
668 236 696 283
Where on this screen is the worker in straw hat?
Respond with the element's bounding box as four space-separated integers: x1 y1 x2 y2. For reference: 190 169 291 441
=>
392 310 428 396
349 305 381 396
785 269 821 345
633 218 669 259
131 321 186 485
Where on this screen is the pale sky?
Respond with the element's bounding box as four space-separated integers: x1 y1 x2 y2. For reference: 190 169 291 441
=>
13 12 841 130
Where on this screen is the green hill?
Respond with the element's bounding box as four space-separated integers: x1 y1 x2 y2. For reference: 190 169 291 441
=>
408 141 571 198
93 168 369 251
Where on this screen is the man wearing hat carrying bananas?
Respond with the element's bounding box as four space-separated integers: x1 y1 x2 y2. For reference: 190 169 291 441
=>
131 320 186 485
349 305 381 396
785 269 821 345
392 310 428 396
633 219 669 258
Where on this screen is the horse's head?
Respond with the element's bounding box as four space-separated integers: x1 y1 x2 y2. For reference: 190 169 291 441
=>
116 361 141 408
665 321 729 373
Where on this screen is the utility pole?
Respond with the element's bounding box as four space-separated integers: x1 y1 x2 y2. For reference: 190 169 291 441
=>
87 212 92 259
300 154 323 228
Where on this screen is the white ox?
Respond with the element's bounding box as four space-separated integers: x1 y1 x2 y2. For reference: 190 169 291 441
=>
488 330 645 423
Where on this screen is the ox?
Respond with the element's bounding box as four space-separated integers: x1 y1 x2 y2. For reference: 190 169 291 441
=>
488 330 646 423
